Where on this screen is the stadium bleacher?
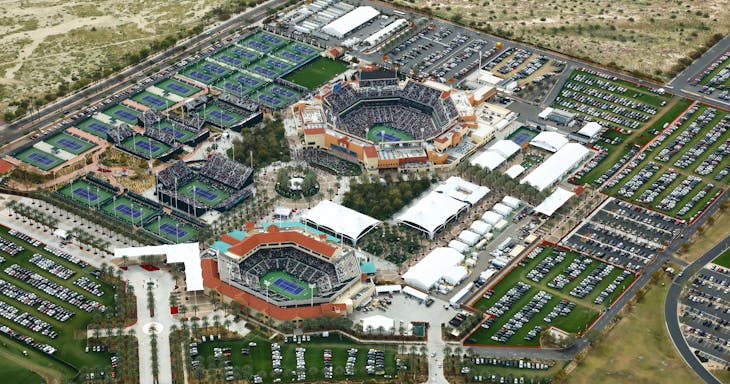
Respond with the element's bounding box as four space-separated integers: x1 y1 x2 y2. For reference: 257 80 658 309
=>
106 124 134 144
199 154 253 190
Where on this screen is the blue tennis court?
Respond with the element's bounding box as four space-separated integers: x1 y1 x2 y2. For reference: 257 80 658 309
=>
159 222 188 238
257 94 282 106
247 40 271 52
280 51 303 62
185 70 213 83
159 125 186 139
208 110 235 123
28 152 56 166
191 186 219 201
232 48 257 59
271 86 294 98
222 82 246 94
266 59 289 70
253 66 277 78
291 44 317 56
217 55 242 67
113 109 138 122
142 95 167 108
56 137 84 151
115 204 142 219
375 131 402 142
234 74 261 87
259 34 283 45
135 140 161 153
78 120 111 136
166 83 191 95
273 277 304 295
507 127 540 146
201 62 228 75
73 187 99 202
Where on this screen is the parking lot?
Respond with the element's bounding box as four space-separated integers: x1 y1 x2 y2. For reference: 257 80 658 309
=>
690 49 730 102
562 198 683 272
680 262 730 367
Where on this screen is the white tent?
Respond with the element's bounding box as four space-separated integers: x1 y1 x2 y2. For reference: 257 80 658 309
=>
489 139 521 158
448 240 470 254
504 164 525 179
578 122 602 139
481 211 503 225
479 269 498 281
397 191 468 239
534 187 576 216
502 196 521 209
301 200 380 244
361 314 395 333
403 286 429 301
443 266 468 285
273 207 292 218
435 176 490 205
458 230 481 246
322 6 380 38
492 203 513 216
521 143 590 191
530 131 569 152
402 247 464 291
469 220 492 235
470 150 506 171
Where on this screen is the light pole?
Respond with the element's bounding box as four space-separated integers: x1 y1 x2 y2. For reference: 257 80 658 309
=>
309 283 316 307
264 280 271 327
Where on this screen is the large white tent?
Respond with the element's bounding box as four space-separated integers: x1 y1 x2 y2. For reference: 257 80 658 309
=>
530 131 569 152
504 164 525 179
443 266 468 285
469 220 492 235
492 203 512 216
521 143 590 191
470 150 506 171
322 6 380 38
397 191 468 239
489 139 521 158
435 176 490 205
502 196 521 209
301 200 380 245
361 314 395 333
534 187 576 216
448 240 470 253
402 247 464 291
458 230 481 246
481 211 503 225
577 122 602 139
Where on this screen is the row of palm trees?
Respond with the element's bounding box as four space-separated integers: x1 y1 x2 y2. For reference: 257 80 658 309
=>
86 325 139 384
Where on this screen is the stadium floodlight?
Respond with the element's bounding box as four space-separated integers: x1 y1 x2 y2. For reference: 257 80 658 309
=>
309 283 316 307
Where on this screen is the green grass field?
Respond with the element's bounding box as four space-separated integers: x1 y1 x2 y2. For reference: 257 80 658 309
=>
260 270 315 301
144 215 198 243
283 57 347 90
74 118 113 138
43 132 95 155
468 247 635 346
119 135 170 158
0 225 115 381
101 104 139 125
366 124 415 142
713 249 730 269
14 147 64 171
0 361 45 384
192 332 402 382
58 179 114 207
100 196 158 224
155 78 201 97
177 180 230 206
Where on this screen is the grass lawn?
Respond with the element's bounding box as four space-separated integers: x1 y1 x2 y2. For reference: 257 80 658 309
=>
710 369 730 383
0 225 116 381
678 210 730 263
283 57 347 90
565 274 700 384
0 358 47 384
713 248 730 269
191 332 406 382
468 247 632 346
446 358 566 384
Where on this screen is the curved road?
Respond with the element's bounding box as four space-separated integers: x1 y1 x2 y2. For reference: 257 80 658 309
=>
665 236 730 384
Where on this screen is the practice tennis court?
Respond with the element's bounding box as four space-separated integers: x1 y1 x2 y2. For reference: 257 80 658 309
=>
14 147 64 171
75 118 113 138
508 126 539 146
178 180 229 206
103 105 139 125
366 124 414 142
119 136 170 158
155 122 196 142
144 216 198 243
58 179 114 206
260 271 315 301
155 78 200 97
131 91 173 110
181 69 215 84
101 196 157 224
44 132 95 155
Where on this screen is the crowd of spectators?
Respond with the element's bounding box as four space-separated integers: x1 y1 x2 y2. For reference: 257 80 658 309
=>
106 124 134 144
200 154 253 190
157 161 194 189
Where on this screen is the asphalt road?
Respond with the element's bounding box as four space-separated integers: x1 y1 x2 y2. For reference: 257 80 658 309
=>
667 33 730 108
665 235 730 384
0 0 287 154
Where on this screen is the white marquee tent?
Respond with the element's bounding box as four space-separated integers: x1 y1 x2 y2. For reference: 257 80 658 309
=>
469 220 492 235
534 187 576 216
402 247 465 291
448 240 470 254
397 191 468 239
504 164 525 179
489 139 521 158
470 150 506 171
458 230 481 246
577 122 602 139
435 176 490 205
481 211 503 225
502 196 521 209
492 203 512 216
521 143 590 191
530 131 569 152
322 6 380 38
301 200 380 245
361 314 395 333
444 266 468 285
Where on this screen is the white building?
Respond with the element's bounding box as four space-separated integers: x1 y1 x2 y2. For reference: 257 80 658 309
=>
363 19 408 47
322 6 380 38
530 131 569 153
534 187 575 216
521 143 590 191
397 191 468 239
301 200 380 245
402 247 465 291
435 176 490 206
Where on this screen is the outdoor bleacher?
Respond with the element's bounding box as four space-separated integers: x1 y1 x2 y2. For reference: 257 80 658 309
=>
199 154 253 190
157 161 194 189
106 124 134 144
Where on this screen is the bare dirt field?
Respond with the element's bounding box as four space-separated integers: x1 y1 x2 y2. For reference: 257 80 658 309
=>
0 0 231 115
388 0 729 81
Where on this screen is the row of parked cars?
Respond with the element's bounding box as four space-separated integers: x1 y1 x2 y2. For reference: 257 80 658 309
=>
491 290 552 343
0 278 75 322
29 253 75 280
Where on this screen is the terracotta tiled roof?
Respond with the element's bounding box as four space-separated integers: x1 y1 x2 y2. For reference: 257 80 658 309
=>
227 231 336 258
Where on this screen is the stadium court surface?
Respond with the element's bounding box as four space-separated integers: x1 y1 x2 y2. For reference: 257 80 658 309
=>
131 91 174 111
58 179 114 206
155 122 196 142
44 132 95 155
14 147 64 171
177 180 230 206
155 78 201 98
283 57 346 90
75 118 113 138
508 126 540 146
102 104 139 125
260 271 315 301
366 124 414 142
119 136 170 158
101 196 157 224
202 105 245 128
144 216 197 243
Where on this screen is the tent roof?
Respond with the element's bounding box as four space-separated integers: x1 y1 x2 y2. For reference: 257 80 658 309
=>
302 200 380 241
435 176 490 205
470 150 506 170
448 240 470 253
322 6 380 37
521 143 590 191
578 122 602 138
470 220 492 235
402 247 464 291
504 164 525 179
489 139 521 158
458 230 481 246
481 211 503 225
361 314 394 331
530 131 569 152
534 187 575 216
397 191 468 236
501 196 521 209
